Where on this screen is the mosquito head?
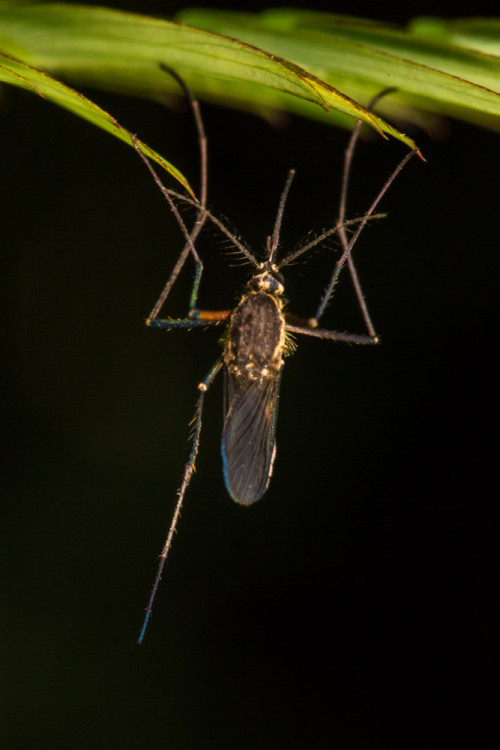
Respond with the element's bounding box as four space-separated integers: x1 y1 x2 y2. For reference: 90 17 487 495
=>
248 264 284 295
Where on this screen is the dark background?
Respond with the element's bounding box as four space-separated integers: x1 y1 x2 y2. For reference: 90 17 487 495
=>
3 1 499 748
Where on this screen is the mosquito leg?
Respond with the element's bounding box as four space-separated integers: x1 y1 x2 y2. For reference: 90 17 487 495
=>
188 309 232 323
138 357 223 644
158 65 209 316
313 147 417 325
307 87 419 328
159 66 208 211
286 323 378 345
285 321 378 345
131 135 204 317
336 89 399 337
338 118 377 337
146 316 227 330
133 68 210 322
147 309 231 329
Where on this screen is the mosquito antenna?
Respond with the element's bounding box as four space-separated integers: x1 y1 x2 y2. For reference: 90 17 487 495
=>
279 213 387 267
268 169 295 264
336 88 398 336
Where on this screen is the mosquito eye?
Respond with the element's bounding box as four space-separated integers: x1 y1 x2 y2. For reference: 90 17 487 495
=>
248 274 266 291
267 276 283 293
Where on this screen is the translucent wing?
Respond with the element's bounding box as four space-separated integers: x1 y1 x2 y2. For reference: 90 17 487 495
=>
222 372 282 505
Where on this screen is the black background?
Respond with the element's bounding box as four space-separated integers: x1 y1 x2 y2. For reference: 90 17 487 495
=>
3 1 499 748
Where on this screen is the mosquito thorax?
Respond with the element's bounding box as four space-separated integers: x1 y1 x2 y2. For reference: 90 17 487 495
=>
247 265 284 296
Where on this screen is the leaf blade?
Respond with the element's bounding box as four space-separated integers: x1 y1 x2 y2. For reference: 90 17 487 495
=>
0 52 194 196
0 3 420 150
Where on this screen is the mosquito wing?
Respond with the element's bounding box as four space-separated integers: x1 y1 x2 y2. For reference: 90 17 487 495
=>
222 372 282 505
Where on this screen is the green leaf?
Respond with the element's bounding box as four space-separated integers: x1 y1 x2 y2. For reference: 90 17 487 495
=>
177 9 500 132
408 17 500 57
0 52 194 195
1 3 499 169
0 2 420 151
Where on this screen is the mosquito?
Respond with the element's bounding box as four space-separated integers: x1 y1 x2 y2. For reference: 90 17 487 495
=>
132 68 419 642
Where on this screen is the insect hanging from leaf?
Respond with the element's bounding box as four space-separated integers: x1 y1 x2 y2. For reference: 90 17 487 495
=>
132 67 419 642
